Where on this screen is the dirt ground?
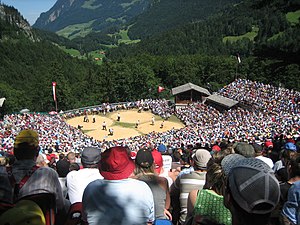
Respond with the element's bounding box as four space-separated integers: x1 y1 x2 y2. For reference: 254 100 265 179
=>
66 110 185 141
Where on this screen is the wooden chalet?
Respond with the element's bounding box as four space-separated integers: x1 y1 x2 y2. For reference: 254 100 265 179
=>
171 83 211 105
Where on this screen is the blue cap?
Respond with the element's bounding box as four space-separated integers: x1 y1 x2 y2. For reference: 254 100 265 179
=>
284 142 297 151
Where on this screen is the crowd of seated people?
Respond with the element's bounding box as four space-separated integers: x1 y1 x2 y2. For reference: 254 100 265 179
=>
0 79 299 224
218 79 300 115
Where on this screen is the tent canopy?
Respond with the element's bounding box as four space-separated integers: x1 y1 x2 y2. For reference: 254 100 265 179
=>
0 98 5 107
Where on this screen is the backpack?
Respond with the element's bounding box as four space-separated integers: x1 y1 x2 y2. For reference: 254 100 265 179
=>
0 199 46 225
0 165 39 214
0 165 57 225
6 165 40 203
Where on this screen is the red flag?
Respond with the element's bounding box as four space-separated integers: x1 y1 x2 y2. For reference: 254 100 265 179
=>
52 82 57 101
158 86 165 93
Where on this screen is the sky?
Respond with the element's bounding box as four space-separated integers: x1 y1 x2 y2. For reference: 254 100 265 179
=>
1 0 57 25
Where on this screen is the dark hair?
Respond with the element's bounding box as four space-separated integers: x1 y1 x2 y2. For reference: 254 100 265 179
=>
14 143 39 160
59 153 65 160
288 155 300 178
69 162 80 171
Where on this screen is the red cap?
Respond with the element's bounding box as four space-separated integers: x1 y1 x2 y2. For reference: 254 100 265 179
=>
212 145 221 152
151 150 163 174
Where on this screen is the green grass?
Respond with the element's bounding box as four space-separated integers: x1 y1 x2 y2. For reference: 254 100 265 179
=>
82 129 96 134
167 115 183 123
223 26 259 43
59 46 106 64
113 121 135 128
286 10 300 25
268 32 284 41
117 28 140 44
120 0 140 8
56 21 95 39
82 0 102 9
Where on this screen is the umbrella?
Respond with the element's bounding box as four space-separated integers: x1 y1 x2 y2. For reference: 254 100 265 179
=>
20 109 30 113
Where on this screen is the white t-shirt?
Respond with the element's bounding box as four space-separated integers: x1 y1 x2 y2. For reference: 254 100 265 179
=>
256 156 274 169
67 168 103 204
83 178 155 225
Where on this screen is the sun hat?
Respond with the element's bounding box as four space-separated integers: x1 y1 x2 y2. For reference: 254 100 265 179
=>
0 200 46 225
81 147 101 165
135 149 154 168
227 158 280 214
221 153 245 176
192 149 211 169
99 146 135 180
14 129 39 147
152 149 163 174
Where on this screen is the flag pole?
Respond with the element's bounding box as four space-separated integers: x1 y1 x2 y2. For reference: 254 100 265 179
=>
52 82 58 112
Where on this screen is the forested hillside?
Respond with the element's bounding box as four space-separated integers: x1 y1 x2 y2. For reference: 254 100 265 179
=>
107 0 300 91
1 0 300 114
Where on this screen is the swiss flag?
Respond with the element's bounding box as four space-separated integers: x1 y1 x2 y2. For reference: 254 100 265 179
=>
158 86 165 93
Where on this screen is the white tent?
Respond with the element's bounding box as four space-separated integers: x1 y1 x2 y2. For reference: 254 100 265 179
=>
0 98 5 107
20 108 30 113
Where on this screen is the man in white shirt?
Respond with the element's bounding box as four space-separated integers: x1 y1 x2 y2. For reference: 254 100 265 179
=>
82 146 155 225
67 147 103 204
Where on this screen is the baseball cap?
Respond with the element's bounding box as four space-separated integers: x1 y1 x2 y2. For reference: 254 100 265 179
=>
81 147 101 165
100 146 135 180
227 158 280 214
14 129 39 148
284 142 297 151
221 154 245 176
0 200 46 225
135 149 154 168
152 149 163 174
192 149 211 169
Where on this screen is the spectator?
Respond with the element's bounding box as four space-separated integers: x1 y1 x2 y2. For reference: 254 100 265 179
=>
170 149 211 224
56 153 70 178
224 158 280 225
0 129 69 223
281 180 300 225
82 146 155 225
233 142 255 158
186 155 232 225
252 143 274 169
66 147 103 205
134 148 172 220
35 154 49 167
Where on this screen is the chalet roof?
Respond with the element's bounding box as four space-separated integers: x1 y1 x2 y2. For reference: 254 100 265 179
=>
0 98 5 107
206 94 238 109
172 83 211 96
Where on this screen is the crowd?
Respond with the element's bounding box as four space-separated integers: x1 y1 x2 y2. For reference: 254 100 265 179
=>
0 79 300 224
0 129 299 225
218 79 300 115
0 80 299 156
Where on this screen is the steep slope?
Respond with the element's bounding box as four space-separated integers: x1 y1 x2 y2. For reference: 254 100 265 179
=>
108 0 300 61
0 4 37 41
128 0 243 39
33 0 150 37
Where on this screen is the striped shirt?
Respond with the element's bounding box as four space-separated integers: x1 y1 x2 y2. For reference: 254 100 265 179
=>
173 171 206 224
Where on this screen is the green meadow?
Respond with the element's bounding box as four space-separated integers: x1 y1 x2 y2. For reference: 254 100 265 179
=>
223 26 259 43
286 10 300 25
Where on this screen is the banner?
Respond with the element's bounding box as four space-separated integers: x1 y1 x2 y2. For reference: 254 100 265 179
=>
52 82 57 101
